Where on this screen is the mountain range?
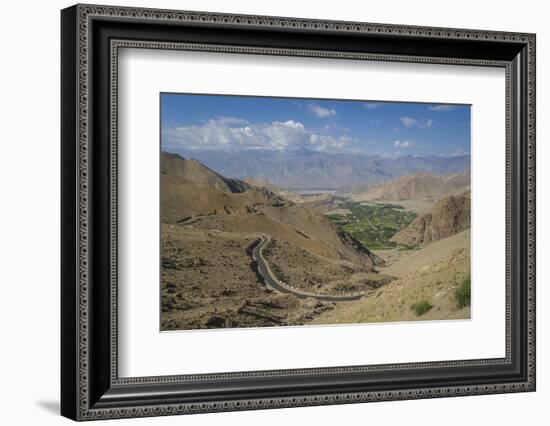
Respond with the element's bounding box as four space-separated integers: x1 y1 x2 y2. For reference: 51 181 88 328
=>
171 149 470 189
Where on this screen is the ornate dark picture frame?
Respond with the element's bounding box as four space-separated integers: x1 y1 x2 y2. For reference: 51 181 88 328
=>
61 4 536 421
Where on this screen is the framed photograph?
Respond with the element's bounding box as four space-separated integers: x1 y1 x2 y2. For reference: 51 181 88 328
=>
61 4 536 421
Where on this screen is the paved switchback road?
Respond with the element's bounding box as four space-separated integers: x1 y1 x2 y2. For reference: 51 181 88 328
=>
251 235 363 302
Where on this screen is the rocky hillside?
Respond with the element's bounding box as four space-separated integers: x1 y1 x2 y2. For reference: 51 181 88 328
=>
161 151 380 268
162 151 250 193
161 152 287 221
311 229 471 325
390 194 470 246
352 171 470 202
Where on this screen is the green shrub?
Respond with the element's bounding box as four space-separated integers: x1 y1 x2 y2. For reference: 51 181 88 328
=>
411 300 433 316
455 275 471 308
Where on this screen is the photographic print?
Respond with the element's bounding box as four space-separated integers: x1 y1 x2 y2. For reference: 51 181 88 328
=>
61 7 536 418
160 94 472 331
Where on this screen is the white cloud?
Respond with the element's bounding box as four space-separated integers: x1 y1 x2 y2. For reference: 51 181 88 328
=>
399 116 433 128
213 116 249 125
363 102 382 109
308 103 337 118
399 117 417 128
394 140 414 149
162 117 357 153
429 104 461 111
448 148 469 157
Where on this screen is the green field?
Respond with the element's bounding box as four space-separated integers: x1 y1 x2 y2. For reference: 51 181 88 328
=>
327 200 417 250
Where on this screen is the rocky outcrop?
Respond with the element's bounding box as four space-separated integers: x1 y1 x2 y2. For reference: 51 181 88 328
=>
390 195 470 246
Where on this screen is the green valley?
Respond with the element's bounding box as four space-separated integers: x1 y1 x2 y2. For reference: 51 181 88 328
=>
327 200 417 250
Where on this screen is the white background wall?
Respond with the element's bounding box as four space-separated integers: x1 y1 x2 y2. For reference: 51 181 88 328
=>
0 0 546 424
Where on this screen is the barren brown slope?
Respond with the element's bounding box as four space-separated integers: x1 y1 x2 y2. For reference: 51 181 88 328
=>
352 171 470 202
162 153 379 269
439 171 471 197
161 152 287 222
190 204 380 269
161 225 342 330
311 230 471 325
257 204 382 266
390 194 470 247
162 151 249 193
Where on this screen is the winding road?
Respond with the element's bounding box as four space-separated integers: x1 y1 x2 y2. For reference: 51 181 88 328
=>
177 215 364 302
251 234 364 302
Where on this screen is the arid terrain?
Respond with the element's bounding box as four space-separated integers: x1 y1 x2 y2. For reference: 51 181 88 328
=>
161 151 471 331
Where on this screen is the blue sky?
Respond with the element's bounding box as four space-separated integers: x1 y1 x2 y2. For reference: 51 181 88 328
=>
161 93 470 157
